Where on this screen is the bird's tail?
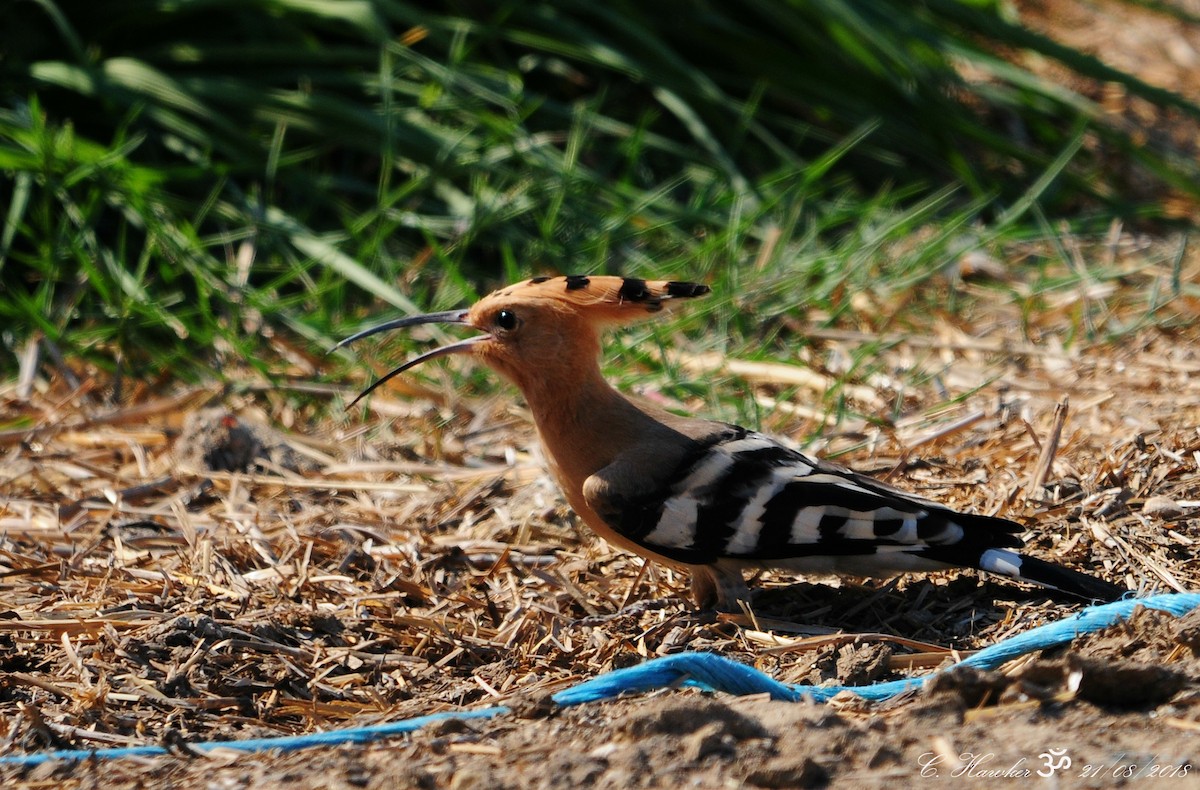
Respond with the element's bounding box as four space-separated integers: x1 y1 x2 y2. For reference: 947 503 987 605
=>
974 547 1126 602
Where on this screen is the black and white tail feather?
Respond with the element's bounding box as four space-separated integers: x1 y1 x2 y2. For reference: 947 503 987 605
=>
589 426 1124 604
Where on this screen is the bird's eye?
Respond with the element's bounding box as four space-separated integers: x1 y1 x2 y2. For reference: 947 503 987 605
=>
496 310 519 331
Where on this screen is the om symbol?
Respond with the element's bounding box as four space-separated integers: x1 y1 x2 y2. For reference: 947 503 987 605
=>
1038 748 1072 777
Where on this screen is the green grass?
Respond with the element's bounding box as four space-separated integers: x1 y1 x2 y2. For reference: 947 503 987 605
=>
1 0 1197 396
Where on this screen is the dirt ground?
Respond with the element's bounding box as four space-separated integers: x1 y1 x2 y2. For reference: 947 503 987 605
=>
2 231 1198 788
25 609 1200 789
4 3 1200 786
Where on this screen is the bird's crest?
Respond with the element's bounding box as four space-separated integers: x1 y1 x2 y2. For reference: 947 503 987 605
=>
476 276 710 324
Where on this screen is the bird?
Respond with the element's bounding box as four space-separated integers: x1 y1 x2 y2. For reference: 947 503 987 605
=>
336 275 1126 610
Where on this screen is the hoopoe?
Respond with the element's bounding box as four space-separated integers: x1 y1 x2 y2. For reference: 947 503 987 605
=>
338 275 1125 610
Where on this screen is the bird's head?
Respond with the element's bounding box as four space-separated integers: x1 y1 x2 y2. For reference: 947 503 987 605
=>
336 275 710 403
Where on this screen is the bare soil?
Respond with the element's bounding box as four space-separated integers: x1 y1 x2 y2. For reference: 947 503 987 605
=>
28 609 1200 789
2 235 1199 788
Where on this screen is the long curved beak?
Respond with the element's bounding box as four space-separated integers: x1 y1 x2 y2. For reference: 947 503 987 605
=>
334 309 487 407
332 309 471 350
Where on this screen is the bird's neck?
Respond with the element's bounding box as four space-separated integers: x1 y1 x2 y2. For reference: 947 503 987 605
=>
515 358 661 487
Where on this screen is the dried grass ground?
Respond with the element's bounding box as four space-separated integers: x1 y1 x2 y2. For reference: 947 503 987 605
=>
2 242 1199 787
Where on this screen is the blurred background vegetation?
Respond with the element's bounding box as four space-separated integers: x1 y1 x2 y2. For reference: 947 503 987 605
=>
1 0 1197 390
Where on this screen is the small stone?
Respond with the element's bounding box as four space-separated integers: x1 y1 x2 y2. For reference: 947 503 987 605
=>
505 690 557 719
589 742 620 759
925 666 1011 707
683 721 736 762
834 642 892 686
1143 495 1185 519
747 757 830 788
426 716 474 737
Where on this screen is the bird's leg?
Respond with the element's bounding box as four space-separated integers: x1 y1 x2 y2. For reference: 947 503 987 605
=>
691 563 752 612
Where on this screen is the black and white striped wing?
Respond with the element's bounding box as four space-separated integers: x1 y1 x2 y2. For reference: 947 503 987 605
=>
588 427 1021 568
586 427 1123 601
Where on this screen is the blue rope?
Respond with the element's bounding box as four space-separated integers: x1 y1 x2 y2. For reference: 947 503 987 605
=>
4 593 1195 766
556 593 1200 704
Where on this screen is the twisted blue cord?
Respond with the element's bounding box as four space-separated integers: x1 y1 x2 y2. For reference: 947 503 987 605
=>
3 593 1195 766
556 593 1200 704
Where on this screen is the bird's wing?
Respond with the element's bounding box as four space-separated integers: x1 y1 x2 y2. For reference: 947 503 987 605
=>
584 427 1022 566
